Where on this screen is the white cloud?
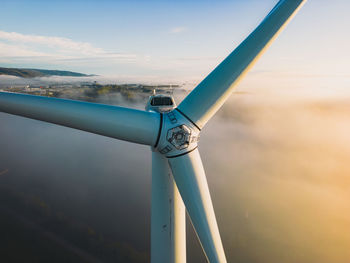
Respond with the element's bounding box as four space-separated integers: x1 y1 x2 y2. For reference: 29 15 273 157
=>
0 30 105 56
0 30 206 79
170 27 187 34
0 42 51 58
0 30 138 64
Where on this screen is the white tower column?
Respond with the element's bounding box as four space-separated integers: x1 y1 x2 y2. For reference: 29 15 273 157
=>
151 151 186 263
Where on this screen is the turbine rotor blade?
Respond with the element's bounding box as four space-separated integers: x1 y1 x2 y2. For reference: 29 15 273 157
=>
177 0 307 129
0 92 160 146
168 149 226 263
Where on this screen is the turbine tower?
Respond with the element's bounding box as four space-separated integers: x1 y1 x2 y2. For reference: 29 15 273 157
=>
0 0 306 262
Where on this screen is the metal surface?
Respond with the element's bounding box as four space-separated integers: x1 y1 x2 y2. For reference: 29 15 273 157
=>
0 91 160 145
178 0 307 129
151 151 186 263
168 149 226 263
155 109 200 158
145 94 177 113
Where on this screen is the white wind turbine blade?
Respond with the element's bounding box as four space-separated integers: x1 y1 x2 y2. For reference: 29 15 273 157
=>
177 0 307 129
0 92 160 145
168 149 226 263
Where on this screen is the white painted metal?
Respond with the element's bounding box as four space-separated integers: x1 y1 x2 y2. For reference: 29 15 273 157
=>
0 91 160 145
145 94 177 113
151 151 186 263
168 149 226 263
155 109 200 158
178 0 307 129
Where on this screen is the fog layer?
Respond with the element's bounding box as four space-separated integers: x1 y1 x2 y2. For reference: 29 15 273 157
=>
0 86 349 262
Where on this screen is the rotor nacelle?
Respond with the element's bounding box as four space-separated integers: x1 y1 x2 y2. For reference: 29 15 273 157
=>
145 94 176 113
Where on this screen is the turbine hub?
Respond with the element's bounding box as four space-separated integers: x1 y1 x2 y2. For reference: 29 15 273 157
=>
154 109 200 158
167 124 191 150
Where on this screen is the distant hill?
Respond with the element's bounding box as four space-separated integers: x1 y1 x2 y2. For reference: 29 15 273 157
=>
0 67 93 78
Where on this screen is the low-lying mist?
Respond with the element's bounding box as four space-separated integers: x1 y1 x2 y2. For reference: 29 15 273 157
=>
0 75 194 87
0 84 349 262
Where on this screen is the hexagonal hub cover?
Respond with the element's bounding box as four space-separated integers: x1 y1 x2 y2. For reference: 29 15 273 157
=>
167 125 191 150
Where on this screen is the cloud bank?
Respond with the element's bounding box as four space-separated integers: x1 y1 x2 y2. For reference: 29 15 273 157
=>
0 30 137 65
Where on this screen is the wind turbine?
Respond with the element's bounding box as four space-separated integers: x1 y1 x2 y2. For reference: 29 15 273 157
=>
0 0 306 262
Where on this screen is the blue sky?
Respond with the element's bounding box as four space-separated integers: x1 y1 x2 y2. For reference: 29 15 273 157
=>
0 0 349 89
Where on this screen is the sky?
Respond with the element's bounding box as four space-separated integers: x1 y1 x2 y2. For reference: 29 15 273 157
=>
0 0 349 87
